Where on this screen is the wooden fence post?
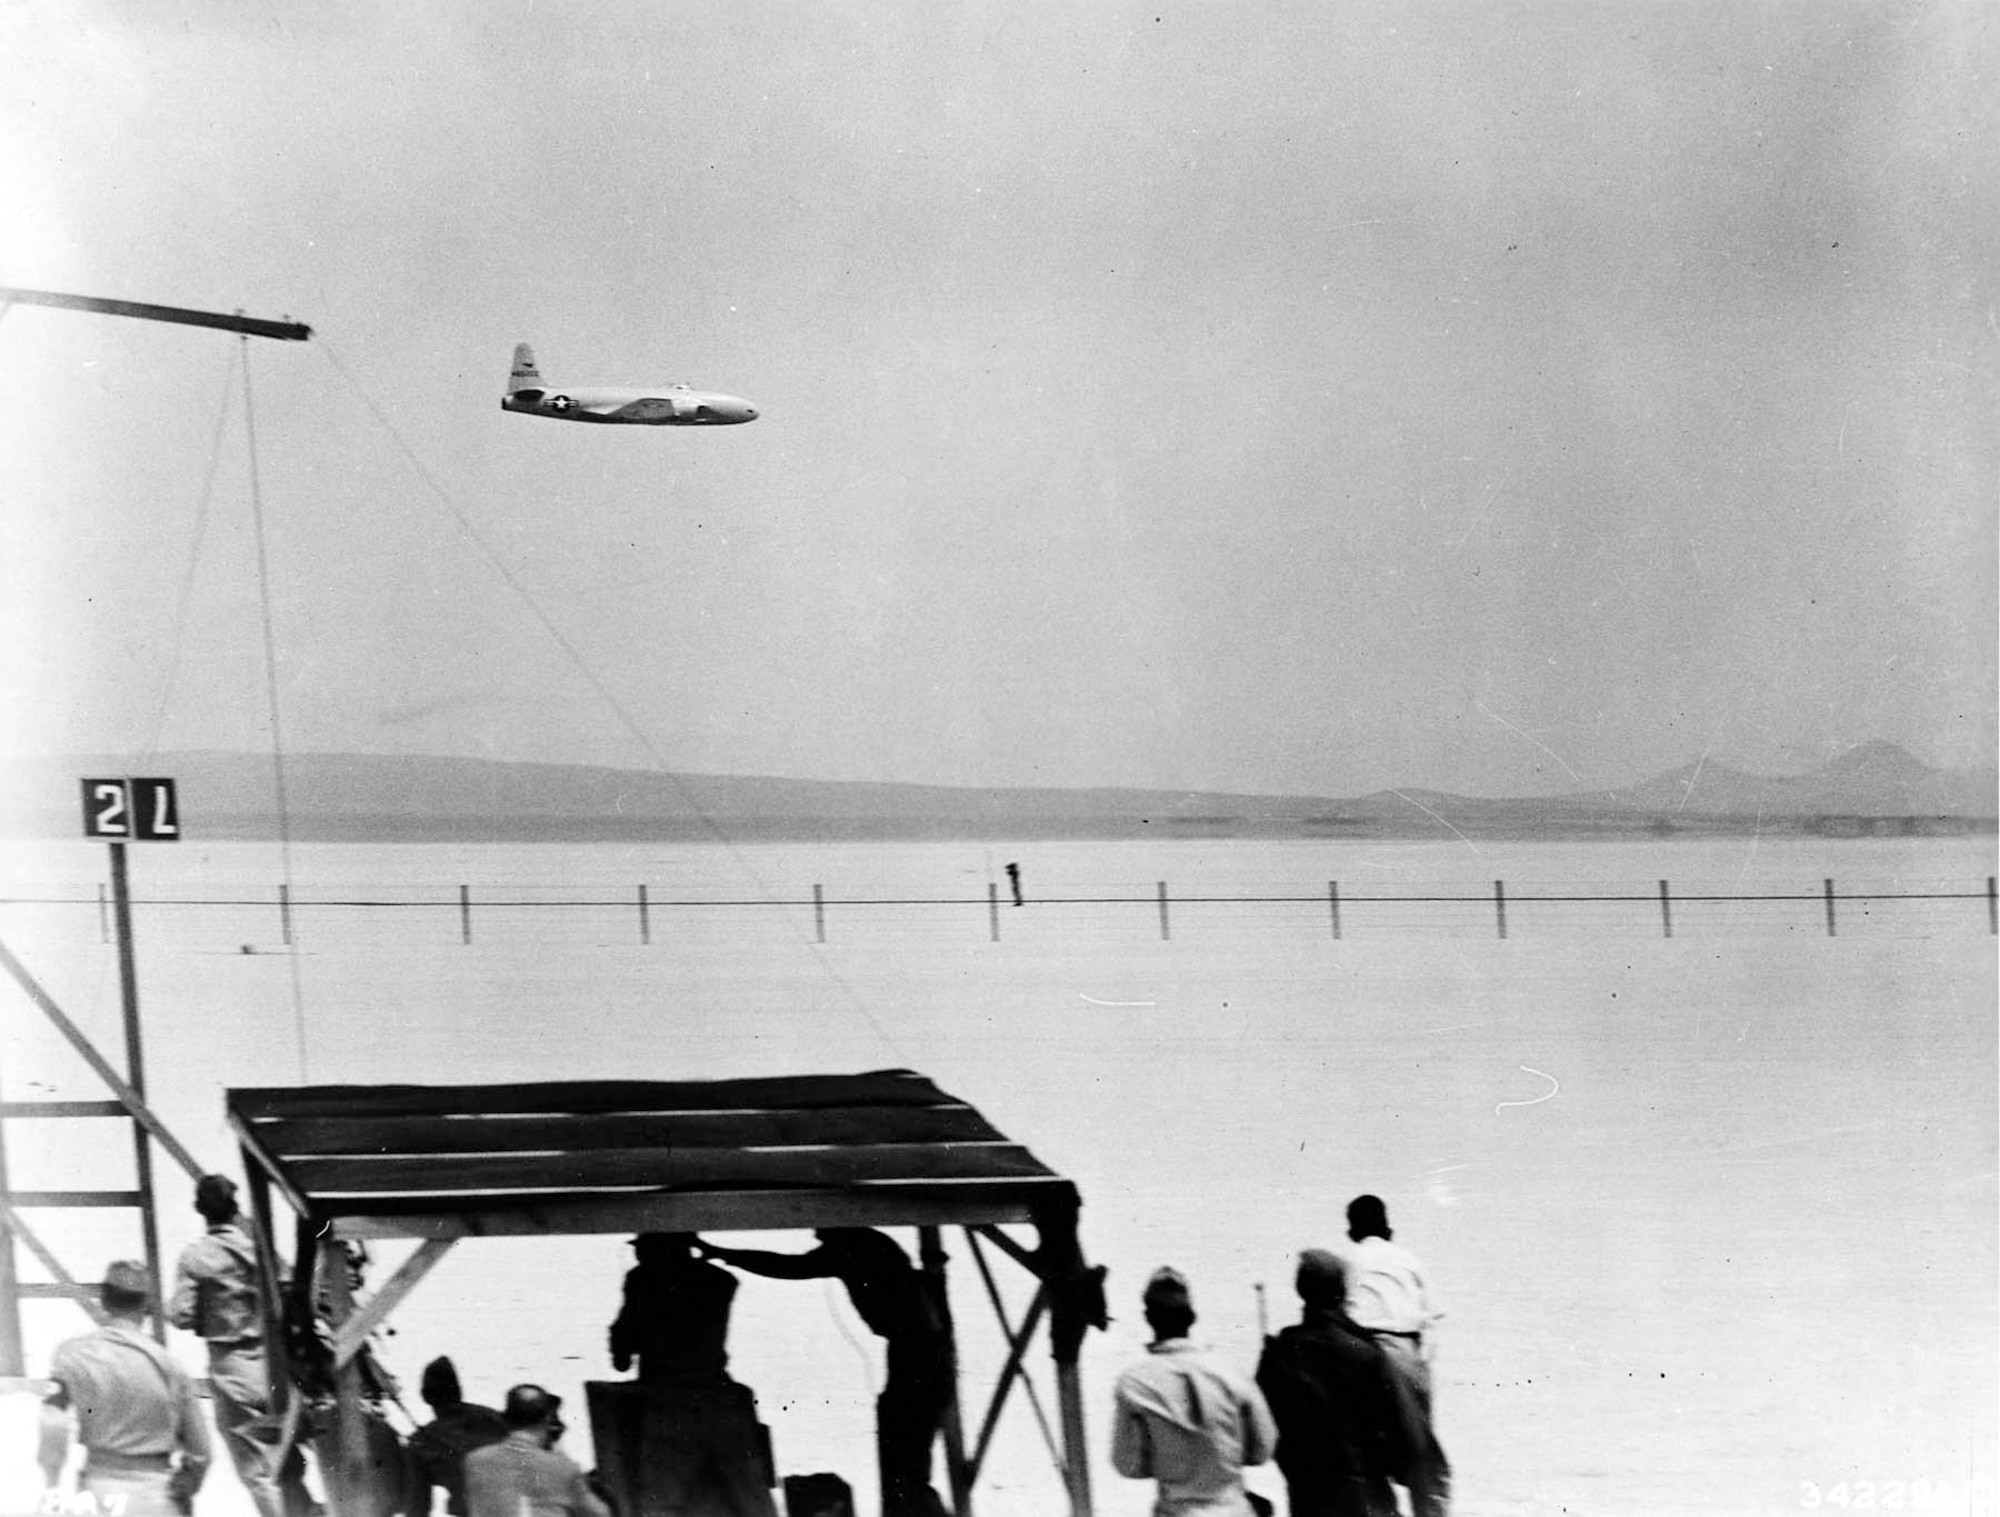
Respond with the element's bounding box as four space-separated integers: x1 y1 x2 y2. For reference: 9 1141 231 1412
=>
638 884 651 946
1157 881 1170 941
813 884 826 944
1823 878 1837 938
1494 880 1508 940
1328 881 1342 941
279 883 294 946
1987 877 1996 937
1658 879 1673 940
987 882 1000 943
459 885 472 945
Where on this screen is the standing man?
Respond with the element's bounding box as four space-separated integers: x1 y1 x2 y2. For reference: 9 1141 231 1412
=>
171 1172 317 1517
698 1229 951 1517
40 1260 211 1517
1256 1251 1413 1517
405 1357 508 1516
1342 1196 1451 1517
610 1232 740 1384
1110 1266 1276 1517
464 1386 612 1517
605 1233 774 1517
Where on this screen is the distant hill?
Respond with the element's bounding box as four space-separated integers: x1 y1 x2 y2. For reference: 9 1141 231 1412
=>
1 744 1992 843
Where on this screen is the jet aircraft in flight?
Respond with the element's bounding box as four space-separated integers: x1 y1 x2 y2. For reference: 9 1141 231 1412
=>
501 343 759 425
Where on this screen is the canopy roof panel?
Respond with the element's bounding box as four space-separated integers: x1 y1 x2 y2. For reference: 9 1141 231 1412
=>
227 1069 1079 1240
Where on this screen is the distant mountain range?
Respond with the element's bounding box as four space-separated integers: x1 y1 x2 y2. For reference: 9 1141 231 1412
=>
2 742 1993 843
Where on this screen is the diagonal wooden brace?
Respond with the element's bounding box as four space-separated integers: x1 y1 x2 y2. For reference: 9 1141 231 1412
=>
0 936 205 1181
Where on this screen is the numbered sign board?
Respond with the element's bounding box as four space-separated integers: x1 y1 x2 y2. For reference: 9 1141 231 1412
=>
80 777 181 841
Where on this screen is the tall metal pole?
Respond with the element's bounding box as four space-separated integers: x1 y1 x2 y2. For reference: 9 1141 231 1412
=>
109 842 165 1342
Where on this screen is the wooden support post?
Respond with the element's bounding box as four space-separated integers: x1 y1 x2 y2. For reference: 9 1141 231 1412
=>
1658 879 1673 940
922 1227 973 1517
1036 1199 1095 1517
1823 878 1837 938
813 884 826 944
1328 881 1342 941
1055 1358 1092 1517
0 1088 22 1375
1156 881 1170 941
459 885 473 945
1986 877 1995 936
241 1154 290 1419
319 1236 372 1514
638 885 651 946
1494 879 1508 940
988 882 1001 944
279 883 294 947
109 843 165 1342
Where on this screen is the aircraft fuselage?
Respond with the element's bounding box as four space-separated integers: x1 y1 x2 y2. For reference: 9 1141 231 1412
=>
501 386 758 425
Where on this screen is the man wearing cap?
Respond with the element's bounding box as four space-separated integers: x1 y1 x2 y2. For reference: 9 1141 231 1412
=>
1342 1196 1450 1517
171 1172 316 1517
463 1386 613 1517
41 1260 211 1517
1256 1250 1414 1517
1110 1266 1276 1517
406 1357 508 1516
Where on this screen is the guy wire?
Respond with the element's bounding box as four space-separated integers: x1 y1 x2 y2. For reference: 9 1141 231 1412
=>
142 343 239 754
315 338 904 1064
241 336 312 1082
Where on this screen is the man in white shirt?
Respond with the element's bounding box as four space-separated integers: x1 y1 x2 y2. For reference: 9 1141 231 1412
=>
1112 1266 1277 1516
1344 1196 1451 1517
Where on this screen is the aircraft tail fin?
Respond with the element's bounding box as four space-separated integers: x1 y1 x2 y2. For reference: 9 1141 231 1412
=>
508 343 544 395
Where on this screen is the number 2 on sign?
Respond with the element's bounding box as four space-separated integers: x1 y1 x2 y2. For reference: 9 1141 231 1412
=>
87 781 129 837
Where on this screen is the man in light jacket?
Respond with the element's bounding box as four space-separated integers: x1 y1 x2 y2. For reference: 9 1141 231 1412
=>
1111 1266 1277 1516
1343 1196 1450 1517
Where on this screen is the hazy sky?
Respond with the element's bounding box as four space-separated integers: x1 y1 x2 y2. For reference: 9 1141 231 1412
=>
3 1 1993 797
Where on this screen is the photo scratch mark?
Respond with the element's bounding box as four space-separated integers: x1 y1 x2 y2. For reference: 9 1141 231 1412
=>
1424 1158 1474 1207
1080 993 1157 1007
1472 702 1583 784
1495 1065 1560 1114
1676 719 1729 815
1386 789 1480 852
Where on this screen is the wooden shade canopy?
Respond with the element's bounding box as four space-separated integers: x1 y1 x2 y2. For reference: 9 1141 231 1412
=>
226 1070 1103 1517
226 1068 1078 1239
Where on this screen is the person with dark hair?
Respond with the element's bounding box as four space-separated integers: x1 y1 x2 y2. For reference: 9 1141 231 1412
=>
1342 1197 1450 1517
696 1229 950 1517
610 1233 739 1384
463 1386 612 1517
1111 1266 1276 1516
602 1233 775 1517
170 1173 318 1517
1255 1251 1413 1517
41 1260 211 1517
406 1357 508 1516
